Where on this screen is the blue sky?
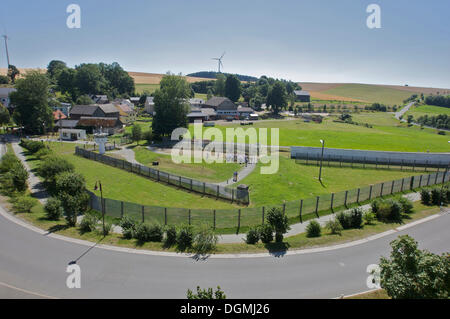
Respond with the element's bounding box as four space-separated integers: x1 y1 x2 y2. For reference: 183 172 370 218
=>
1 0 449 88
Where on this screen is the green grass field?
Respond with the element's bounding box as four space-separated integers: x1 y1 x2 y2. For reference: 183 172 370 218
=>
406 104 450 118
25 142 237 209
238 155 421 206
188 114 450 152
133 146 241 183
322 84 414 105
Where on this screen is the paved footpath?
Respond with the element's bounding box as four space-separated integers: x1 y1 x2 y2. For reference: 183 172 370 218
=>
11 142 49 204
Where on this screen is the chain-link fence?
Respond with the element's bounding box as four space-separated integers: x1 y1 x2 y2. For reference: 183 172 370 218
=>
76 147 249 204
87 170 449 232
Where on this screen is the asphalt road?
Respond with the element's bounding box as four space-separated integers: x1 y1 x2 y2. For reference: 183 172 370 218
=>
0 204 449 299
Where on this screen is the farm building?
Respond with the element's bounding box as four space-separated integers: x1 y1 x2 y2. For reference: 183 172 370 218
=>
144 97 155 114
187 107 216 123
294 90 311 102
204 97 238 119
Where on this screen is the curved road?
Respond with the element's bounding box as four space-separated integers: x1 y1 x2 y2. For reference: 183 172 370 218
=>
0 204 449 299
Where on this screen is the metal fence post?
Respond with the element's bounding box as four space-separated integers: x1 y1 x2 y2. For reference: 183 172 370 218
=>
427 174 431 186
435 172 439 185
188 209 191 225
419 175 423 187
283 203 286 216
330 193 334 212
369 185 373 200
391 181 395 194
262 206 265 225
357 188 360 203
121 201 124 218
299 200 303 223
237 209 241 234
164 208 167 226
315 196 320 218
401 178 404 192
141 205 145 223
380 183 384 197
344 190 348 208
213 210 216 229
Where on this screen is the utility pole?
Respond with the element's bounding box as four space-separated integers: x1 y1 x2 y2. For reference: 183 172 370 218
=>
2 35 10 67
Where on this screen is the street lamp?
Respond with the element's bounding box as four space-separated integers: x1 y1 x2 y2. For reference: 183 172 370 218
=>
94 180 105 236
319 139 325 182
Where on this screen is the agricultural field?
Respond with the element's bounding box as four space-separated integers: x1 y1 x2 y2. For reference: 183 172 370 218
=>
133 146 242 183
188 114 450 152
135 83 159 94
405 104 450 118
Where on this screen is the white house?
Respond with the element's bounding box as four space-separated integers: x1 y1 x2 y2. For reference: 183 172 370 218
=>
59 128 86 141
144 96 155 114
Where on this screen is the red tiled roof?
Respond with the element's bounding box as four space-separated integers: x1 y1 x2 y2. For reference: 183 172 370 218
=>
53 110 67 121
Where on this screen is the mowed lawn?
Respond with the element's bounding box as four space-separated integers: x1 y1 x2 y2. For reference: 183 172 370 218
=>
239 155 421 206
406 104 450 118
133 146 242 183
322 84 414 105
188 115 450 152
27 142 237 209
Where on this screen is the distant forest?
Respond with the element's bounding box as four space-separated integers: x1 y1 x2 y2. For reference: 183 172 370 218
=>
188 71 258 82
425 95 450 108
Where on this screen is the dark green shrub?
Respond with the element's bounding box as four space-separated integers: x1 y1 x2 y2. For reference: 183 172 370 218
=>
306 220 321 238
119 216 137 239
38 156 74 190
363 211 376 225
176 225 194 249
325 219 343 235
44 197 63 220
13 196 37 213
336 209 362 229
79 213 98 233
35 147 52 159
165 225 177 246
266 207 290 242
431 188 446 206
20 139 45 153
245 226 260 245
7 162 29 193
336 211 351 229
420 189 431 205
373 199 402 222
193 224 218 254
134 223 163 242
397 197 413 214
259 224 273 243
0 153 20 173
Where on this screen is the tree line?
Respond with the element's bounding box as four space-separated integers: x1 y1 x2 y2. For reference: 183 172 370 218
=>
424 95 450 108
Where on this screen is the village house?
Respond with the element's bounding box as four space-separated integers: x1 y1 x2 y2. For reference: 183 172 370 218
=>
293 90 311 102
203 97 238 119
0 87 17 109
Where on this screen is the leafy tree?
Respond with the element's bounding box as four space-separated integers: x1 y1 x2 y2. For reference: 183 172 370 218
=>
7 65 20 83
75 63 107 95
37 156 74 190
224 74 241 102
206 88 213 100
100 62 135 97
407 115 414 124
0 103 10 131
44 197 63 220
55 172 89 226
10 71 53 134
152 74 190 138
380 235 449 299
214 73 226 96
266 207 290 242
6 162 29 193
131 124 142 145
187 286 226 299
266 82 287 114
47 60 67 81
57 67 78 99
76 94 94 105
0 75 9 84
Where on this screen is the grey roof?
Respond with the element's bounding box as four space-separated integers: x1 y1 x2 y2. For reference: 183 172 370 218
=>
238 107 254 113
0 87 16 96
187 108 216 117
294 90 310 96
55 119 79 128
70 105 98 116
204 97 232 107
98 103 119 114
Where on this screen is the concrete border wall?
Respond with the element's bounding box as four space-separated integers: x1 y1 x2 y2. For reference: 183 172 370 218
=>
291 146 450 166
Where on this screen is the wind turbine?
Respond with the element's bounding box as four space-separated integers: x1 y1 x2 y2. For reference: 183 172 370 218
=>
2 34 10 67
212 51 225 73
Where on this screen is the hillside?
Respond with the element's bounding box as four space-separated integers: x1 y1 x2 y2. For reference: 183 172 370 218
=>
299 82 450 105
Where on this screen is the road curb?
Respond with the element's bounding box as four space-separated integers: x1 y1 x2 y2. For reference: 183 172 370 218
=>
0 202 446 259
